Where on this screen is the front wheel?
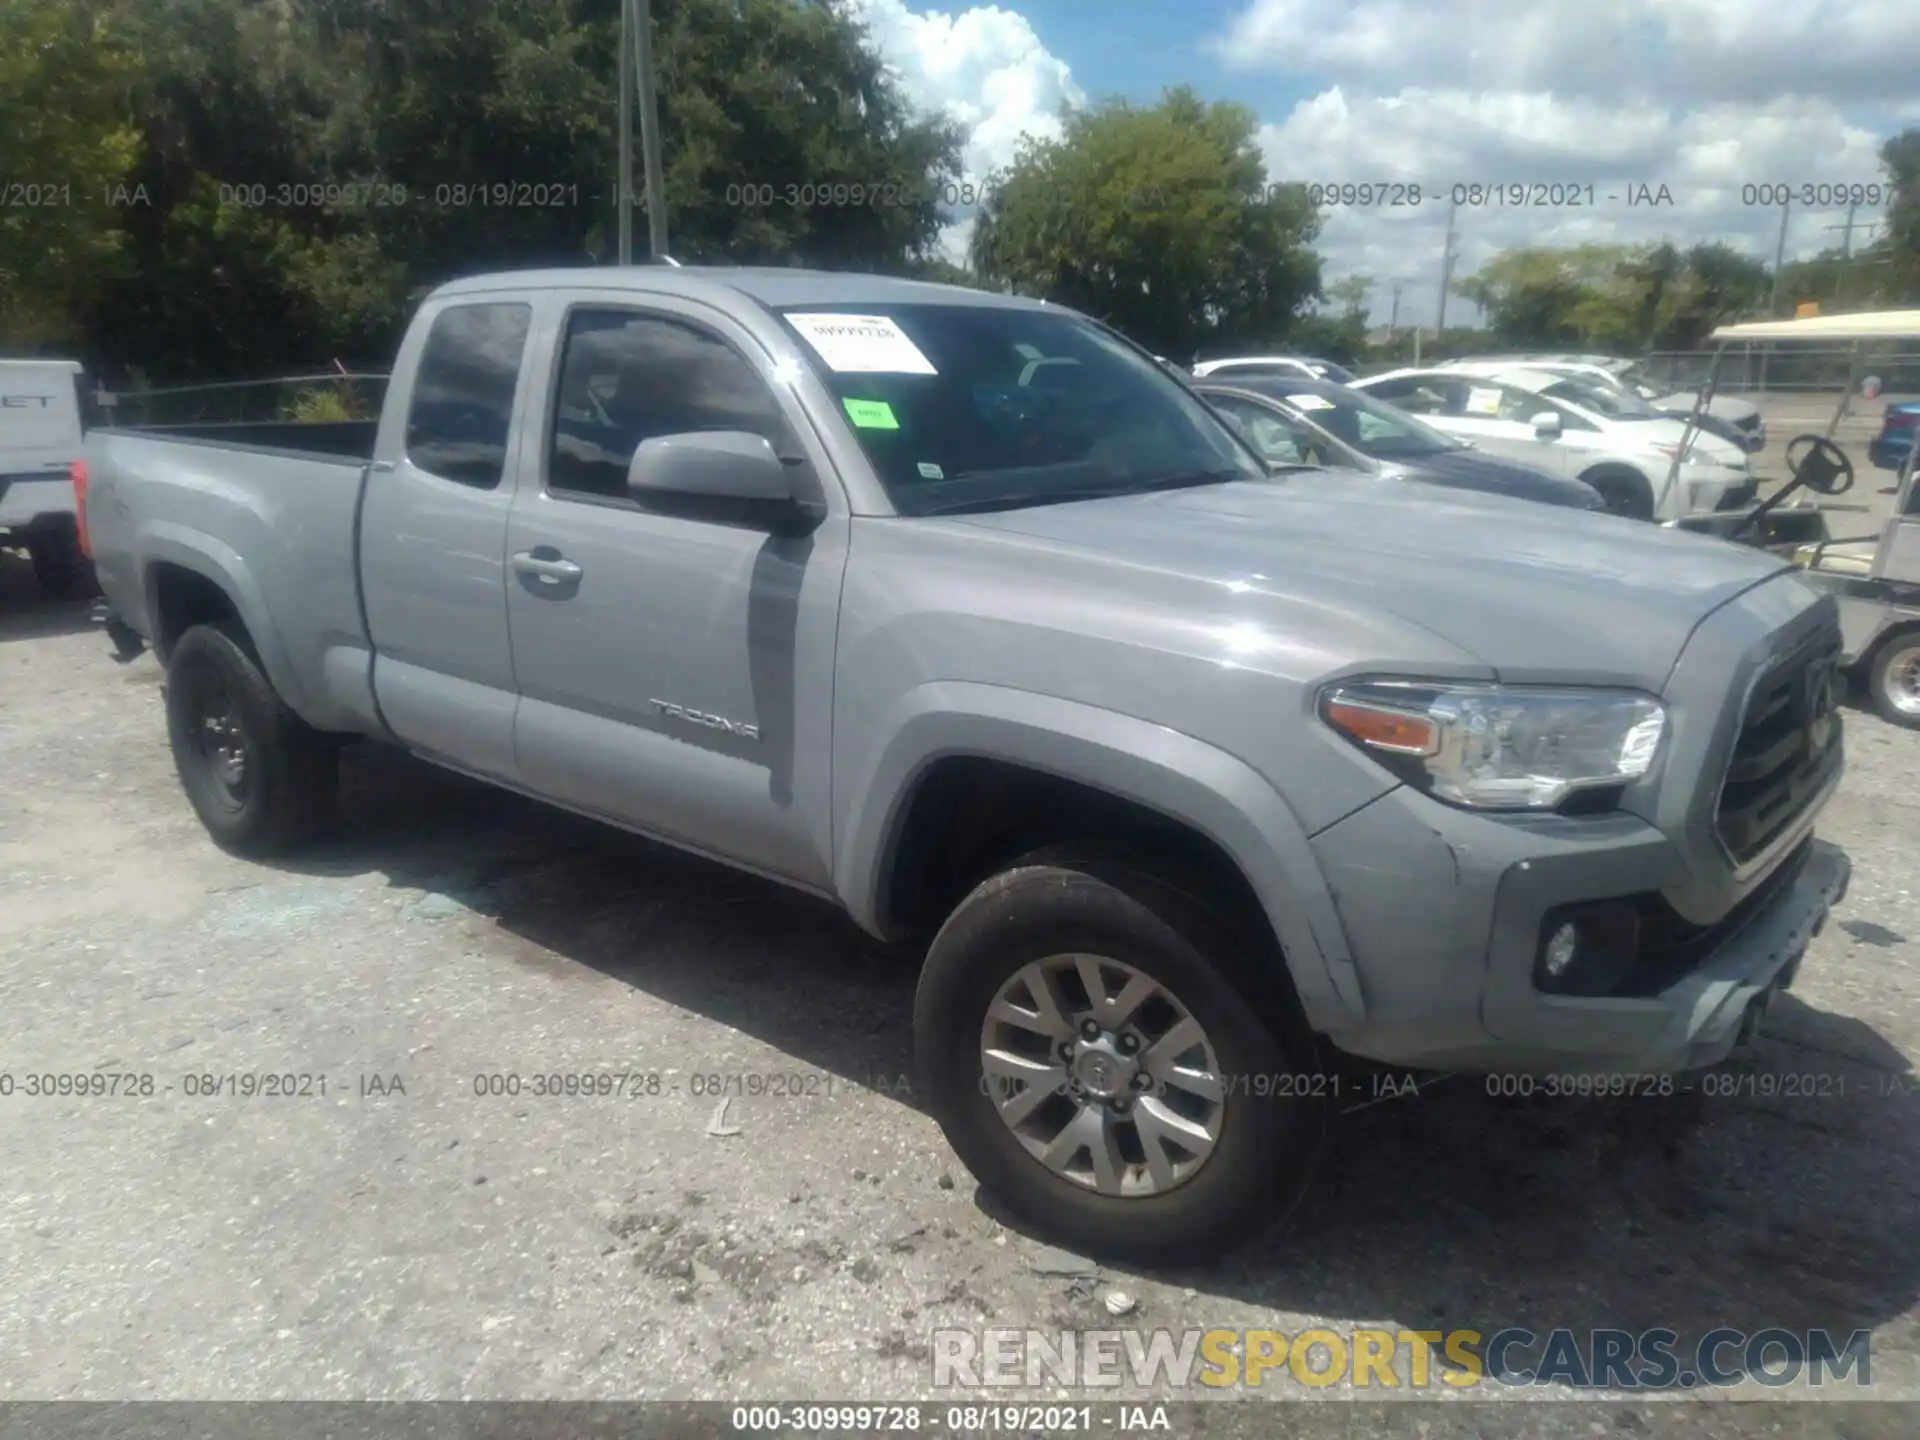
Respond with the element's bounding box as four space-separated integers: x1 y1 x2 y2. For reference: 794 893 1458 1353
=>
1867 632 1920 729
1580 467 1656 521
164 623 338 855
914 846 1328 1264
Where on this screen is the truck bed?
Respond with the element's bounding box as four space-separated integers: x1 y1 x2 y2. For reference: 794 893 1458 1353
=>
85 426 379 734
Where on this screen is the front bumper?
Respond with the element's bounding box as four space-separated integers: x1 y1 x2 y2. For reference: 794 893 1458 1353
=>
1313 791 1849 1074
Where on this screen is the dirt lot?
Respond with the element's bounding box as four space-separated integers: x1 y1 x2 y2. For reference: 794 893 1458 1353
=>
3 438 1919 1434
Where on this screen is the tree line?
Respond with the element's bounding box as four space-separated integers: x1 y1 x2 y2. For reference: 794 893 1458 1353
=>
3 0 1918 385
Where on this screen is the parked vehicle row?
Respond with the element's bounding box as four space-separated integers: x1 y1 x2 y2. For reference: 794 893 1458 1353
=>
1192 375 1606 511
1438 353 1767 454
1352 363 1755 521
76 266 1855 1262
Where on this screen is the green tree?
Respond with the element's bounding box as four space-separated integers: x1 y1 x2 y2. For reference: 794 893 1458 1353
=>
970 87 1321 357
1876 128 1920 302
1452 246 1623 347
81 0 966 382
0 0 140 349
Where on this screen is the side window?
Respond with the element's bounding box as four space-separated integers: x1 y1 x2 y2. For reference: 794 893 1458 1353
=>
405 303 532 488
1494 385 1545 421
1211 397 1303 463
1372 377 1457 416
548 308 792 500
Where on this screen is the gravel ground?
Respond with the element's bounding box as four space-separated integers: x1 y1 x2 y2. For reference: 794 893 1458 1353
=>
3 435 1919 1435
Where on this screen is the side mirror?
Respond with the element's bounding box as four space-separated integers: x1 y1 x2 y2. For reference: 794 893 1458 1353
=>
627 430 794 504
1530 411 1563 439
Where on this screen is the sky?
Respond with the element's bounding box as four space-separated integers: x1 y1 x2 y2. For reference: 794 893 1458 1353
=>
843 0 1920 328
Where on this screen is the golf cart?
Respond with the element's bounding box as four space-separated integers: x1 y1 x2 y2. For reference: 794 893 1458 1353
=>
1659 312 1914 559
1685 309 1920 726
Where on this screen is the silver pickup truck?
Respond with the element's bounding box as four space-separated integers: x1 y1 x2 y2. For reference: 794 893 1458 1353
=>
84 266 1851 1261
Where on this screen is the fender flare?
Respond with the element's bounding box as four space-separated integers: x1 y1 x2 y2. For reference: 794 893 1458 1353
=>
139 522 312 719
835 681 1366 1033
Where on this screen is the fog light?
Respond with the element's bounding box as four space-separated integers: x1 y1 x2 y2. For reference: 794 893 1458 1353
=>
1543 922 1579 979
1534 901 1641 997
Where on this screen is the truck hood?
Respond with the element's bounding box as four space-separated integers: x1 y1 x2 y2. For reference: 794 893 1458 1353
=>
948 476 1792 690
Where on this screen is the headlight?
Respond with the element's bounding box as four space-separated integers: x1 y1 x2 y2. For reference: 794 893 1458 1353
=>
1320 680 1667 810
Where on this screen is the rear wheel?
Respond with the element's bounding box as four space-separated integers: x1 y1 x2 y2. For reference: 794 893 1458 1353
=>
914 845 1328 1263
164 623 337 855
1867 632 1920 729
26 525 97 598
1580 466 1656 521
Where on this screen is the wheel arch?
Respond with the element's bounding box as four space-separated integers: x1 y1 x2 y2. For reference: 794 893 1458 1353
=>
1577 462 1658 519
140 525 309 717
835 682 1366 1033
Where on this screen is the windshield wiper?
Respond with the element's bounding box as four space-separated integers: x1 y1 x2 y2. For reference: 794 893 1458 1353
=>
910 468 1252 516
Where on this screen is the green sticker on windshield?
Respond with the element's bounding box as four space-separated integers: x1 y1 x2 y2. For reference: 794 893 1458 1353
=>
843 397 900 430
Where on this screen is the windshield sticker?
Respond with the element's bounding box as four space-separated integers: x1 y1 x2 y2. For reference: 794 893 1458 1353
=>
1464 386 1503 416
842 397 901 430
916 461 944 479
1287 393 1335 411
789 313 937 374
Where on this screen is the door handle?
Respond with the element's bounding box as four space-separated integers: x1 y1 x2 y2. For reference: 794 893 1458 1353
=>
511 549 583 585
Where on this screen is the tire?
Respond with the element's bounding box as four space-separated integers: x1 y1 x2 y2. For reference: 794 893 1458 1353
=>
26 525 98 598
914 844 1328 1264
1579 466 1656 521
164 622 337 855
1866 632 1920 729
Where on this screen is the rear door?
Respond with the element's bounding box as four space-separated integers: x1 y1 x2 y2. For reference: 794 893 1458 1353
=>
360 297 536 780
501 291 849 889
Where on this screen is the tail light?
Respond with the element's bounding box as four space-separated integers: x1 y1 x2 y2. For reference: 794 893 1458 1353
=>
71 459 91 558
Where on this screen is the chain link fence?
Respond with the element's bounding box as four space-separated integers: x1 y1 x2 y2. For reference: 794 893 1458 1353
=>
98 373 390 428
1640 347 1920 396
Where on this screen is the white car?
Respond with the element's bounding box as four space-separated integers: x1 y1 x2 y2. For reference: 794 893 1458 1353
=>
1193 354 1357 385
1353 364 1754 521
0 358 93 595
1439 354 1766 452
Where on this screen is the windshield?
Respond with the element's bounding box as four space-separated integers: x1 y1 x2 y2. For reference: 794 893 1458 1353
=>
1539 376 1662 420
1287 384 1465 458
777 305 1264 514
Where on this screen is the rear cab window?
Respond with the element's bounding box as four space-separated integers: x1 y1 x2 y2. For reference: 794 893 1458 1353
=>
775 304 1262 515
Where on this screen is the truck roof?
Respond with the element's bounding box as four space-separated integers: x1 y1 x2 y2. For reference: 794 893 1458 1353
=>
429 265 1044 313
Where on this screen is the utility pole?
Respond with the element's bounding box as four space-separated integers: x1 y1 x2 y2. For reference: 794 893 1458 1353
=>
632 0 669 260
1435 199 1459 334
1388 280 1403 335
1767 196 1791 315
616 0 634 265
1823 206 1883 301
616 0 669 263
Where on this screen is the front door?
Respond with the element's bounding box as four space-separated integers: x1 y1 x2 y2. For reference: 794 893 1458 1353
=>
503 296 847 889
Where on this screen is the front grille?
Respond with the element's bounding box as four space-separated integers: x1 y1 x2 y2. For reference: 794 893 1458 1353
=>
1714 630 1843 866
1715 479 1758 511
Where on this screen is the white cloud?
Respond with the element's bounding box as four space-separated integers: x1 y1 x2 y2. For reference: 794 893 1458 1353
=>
845 0 1084 261
845 0 1084 181
1221 0 1909 325
1213 0 1916 106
